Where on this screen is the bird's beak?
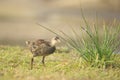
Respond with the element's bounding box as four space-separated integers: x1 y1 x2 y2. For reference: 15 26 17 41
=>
57 39 61 43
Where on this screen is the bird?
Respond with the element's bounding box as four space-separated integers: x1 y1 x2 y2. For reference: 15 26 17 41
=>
25 36 60 69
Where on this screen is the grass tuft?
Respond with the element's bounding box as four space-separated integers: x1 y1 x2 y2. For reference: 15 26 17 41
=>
37 18 120 68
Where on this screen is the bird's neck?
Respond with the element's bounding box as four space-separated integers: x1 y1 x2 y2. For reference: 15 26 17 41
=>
50 40 56 47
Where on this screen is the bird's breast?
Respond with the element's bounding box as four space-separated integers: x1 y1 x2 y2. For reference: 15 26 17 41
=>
33 46 56 56
43 46 56 54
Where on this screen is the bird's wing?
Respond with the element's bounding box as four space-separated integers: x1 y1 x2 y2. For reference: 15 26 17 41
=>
37 43 55 54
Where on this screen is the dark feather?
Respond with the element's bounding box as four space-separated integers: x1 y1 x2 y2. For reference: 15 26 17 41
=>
26 39 56 56
26 37 60 69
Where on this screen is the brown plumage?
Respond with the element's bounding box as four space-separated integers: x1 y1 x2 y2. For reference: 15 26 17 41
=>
26 37 60 69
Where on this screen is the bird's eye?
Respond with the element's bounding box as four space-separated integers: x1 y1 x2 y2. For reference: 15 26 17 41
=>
55 37 59 40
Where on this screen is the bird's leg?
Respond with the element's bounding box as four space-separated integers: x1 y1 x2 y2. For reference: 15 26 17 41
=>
31 56 34 69
42 56 46 66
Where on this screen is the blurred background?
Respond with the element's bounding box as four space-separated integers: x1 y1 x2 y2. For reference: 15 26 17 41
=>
0 0 120 46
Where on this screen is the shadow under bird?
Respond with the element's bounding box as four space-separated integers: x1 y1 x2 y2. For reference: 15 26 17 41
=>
26 36 60 69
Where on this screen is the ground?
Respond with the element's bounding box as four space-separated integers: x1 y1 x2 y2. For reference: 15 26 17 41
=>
0 46 120 80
